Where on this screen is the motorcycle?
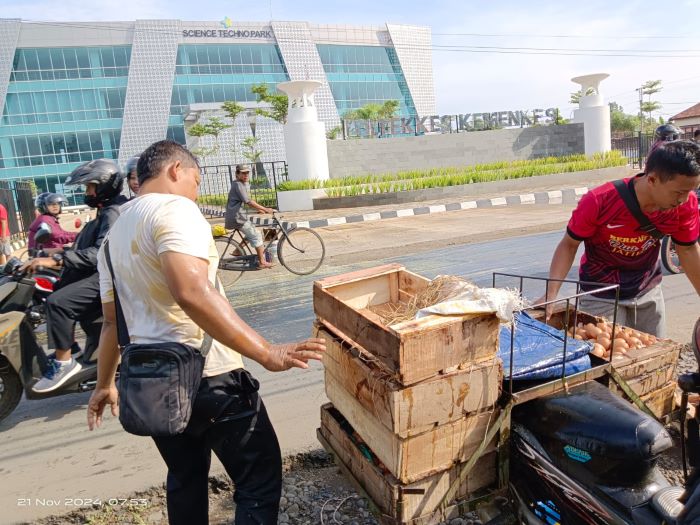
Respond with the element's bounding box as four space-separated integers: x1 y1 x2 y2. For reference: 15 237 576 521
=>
0 228 102 423
484 321 700 525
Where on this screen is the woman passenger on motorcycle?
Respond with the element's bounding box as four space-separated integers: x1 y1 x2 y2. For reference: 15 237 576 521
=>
125 156 140 198
27 193 78 251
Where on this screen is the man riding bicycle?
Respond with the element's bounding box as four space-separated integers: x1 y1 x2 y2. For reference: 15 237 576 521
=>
224 164 276 269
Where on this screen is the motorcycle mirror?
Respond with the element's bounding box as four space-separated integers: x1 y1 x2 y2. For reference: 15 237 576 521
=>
34 222 52 245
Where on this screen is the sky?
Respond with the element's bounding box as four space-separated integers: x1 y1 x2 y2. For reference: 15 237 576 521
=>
2 0 700 121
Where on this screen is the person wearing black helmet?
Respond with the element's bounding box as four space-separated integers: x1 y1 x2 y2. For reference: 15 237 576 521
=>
21 158 128 393
125 155 140 197
648 123 682 159
27 192 78 251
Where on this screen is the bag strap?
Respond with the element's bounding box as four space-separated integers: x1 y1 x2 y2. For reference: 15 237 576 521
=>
612 179 664 240
104 240 215 357
104 239 130 349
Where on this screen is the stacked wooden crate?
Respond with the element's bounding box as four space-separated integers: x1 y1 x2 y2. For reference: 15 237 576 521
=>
543 308 681 419
314 264 503 524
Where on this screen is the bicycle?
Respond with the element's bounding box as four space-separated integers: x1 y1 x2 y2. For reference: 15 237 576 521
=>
214 213 326 287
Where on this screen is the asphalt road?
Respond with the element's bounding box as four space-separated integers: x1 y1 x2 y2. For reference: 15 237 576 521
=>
2 227 698 524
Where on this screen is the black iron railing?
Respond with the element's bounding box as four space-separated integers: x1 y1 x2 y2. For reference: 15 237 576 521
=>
612 131 695 169
198 161 288 218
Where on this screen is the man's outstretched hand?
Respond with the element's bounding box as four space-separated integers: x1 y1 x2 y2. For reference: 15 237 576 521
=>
263 338 326 372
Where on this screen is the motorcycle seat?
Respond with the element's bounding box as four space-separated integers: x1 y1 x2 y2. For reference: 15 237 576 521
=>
651 486 684 524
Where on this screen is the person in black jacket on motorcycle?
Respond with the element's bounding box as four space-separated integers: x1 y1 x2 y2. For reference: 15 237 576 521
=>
22 159 127 393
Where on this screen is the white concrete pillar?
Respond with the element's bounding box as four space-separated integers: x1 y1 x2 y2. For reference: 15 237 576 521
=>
571 73 612 155
277 80 330 183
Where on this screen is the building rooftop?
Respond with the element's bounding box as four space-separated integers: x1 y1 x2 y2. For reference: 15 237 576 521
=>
671 102 700 121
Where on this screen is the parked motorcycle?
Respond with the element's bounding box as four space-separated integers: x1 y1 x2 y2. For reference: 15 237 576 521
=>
485 323 700 525
0 254 102 423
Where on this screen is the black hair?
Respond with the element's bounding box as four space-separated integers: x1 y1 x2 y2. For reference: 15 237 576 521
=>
137 140 200 185
694 129 700 138
645 140 700 182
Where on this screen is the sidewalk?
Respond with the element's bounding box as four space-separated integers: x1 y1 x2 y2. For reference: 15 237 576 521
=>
205 169 630 230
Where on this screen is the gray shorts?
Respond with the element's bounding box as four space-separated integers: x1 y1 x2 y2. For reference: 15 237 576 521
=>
239 221 263 249
578 285 665 337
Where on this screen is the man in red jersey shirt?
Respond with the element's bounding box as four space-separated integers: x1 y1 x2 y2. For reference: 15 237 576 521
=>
540 141 700 337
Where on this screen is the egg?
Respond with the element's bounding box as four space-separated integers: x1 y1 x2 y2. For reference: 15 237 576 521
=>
591 343 606 357
612 338 629 351
627 336 643 349
589 328 603 340
597 336 611 350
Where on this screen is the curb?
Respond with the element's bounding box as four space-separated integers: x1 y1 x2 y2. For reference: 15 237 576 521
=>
201 186 590 230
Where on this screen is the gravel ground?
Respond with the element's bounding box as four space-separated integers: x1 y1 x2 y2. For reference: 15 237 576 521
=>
31 345 699 525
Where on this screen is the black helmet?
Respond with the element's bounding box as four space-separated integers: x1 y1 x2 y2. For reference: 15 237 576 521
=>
65 159 124 208
35 192 67 215
125 155 139 176
654 124 682 141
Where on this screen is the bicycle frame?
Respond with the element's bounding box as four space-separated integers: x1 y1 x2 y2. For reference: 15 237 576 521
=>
217 214 301 272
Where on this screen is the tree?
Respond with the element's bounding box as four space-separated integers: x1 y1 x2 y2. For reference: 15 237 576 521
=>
378 100 400 119
186 117 231 165
553 108 569 125
241 136 263 169
344 100 400 120
222 101 245 160
639 80 663 132
609 106 639 135
250 84 288 124
570 87 595 105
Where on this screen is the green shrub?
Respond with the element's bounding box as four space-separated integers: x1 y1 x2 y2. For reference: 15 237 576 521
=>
275 151 627 195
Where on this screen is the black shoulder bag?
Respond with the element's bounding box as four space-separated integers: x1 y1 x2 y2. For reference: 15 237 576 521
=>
104 241 214 437
612 179 664 240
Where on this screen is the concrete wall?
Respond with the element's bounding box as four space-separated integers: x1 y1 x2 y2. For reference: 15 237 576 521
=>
326 123 585 178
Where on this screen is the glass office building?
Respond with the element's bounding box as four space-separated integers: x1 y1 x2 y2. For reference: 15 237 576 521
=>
0 19 435 183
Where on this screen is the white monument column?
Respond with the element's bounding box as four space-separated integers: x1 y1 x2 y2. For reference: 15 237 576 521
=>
277 80 330 182
571 73 612 155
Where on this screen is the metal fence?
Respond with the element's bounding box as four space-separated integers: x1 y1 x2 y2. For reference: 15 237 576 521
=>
198 161 288 218
0 180 36 240
611 131 695 169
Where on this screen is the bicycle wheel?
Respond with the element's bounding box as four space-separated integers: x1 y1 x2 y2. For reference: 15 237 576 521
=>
215 237 246 287
660 235 684 274
277 227 325 275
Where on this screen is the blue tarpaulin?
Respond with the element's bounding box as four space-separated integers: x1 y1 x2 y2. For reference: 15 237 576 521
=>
499 311 593 380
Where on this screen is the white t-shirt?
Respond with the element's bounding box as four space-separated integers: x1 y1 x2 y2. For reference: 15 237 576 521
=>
97 193 244 377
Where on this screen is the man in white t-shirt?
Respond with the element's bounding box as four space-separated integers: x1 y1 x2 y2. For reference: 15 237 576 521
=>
86 140 325 525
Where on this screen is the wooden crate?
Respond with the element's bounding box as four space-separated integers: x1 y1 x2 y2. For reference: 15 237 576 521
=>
640 382 677 419
537 305 681 418
317 324 501 438
314 264 500 385
610 363 677 398
326 364 496 484
319 403 497 525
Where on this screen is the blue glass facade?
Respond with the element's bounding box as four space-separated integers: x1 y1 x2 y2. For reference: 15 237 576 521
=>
168 44 289 139
0 46 131 181
0 26 429 184
317 44 417 118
